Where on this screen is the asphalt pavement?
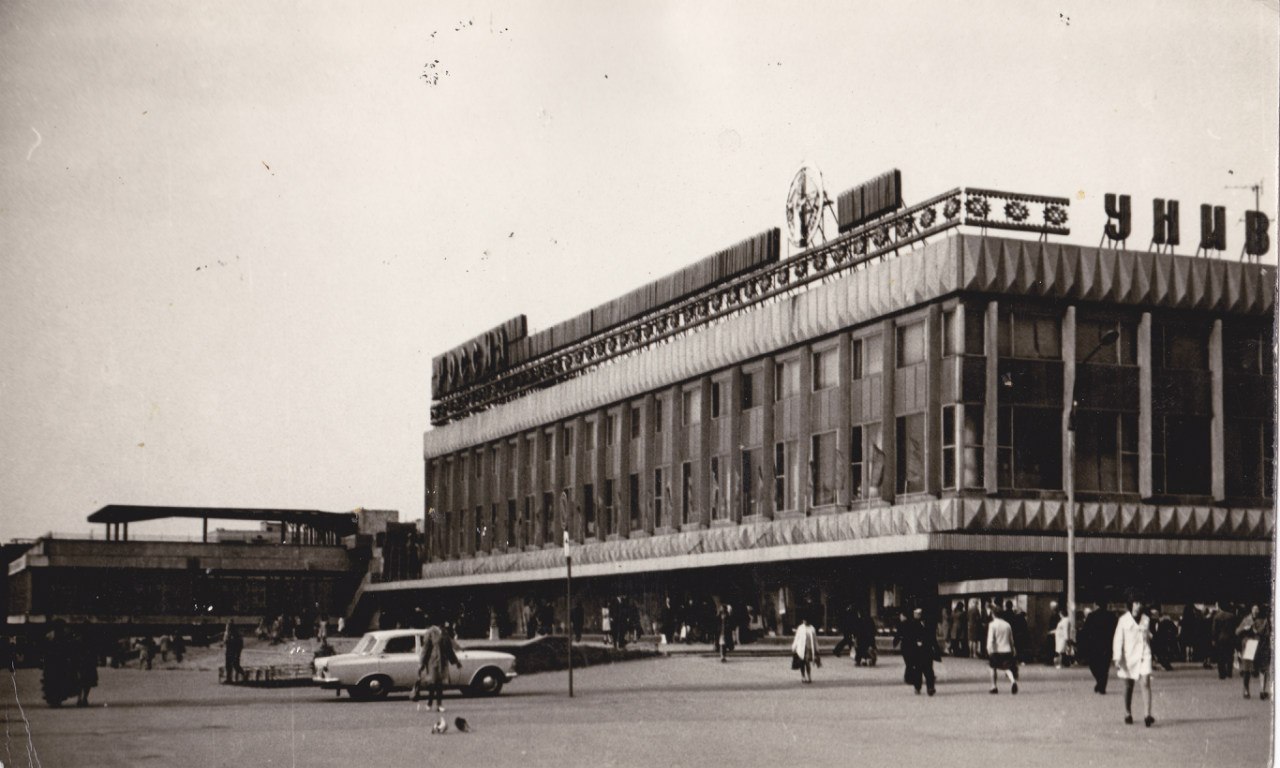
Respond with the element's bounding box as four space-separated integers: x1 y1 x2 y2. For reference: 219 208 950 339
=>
1 654 1271 768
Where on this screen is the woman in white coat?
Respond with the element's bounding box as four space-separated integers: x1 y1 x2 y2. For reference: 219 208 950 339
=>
1113 600 1155 727
791 617 819 684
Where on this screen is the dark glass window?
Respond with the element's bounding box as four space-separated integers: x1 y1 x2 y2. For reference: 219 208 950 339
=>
896 414 925 493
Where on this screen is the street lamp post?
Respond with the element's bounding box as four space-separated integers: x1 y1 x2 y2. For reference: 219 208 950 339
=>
564 530 573 698
1066 328 1120 644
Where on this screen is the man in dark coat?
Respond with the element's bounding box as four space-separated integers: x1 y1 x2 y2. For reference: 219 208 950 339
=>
1211 603 1239 680
898 607 939 696
1079 604 1118 693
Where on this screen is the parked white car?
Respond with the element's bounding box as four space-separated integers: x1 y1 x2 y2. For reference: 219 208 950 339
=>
313 629 517 699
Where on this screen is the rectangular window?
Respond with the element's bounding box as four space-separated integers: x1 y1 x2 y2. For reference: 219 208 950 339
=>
1153 415 1211 495
711 382 722 419
997 407 1063 490
630 407 642 439
602 479 615 536
584 422 596 451
1075 411 1138 493
965 307 985 356
774 360 799 401
963 405 985 488
655 399 665 434
582 485 595 538
505 500 517 549
1077 318 1138 365
811 431 837 506
896 414 925 494
628 473 641 529
654 467 666 528
474 505 484 550
774 440 796 511
1153 322 1209 370
897 322 925 367
1000 311 1062 360
942 406 957 489
681 462 693 524
741 372 757 410
812 348 839 390
1224 325 1274 375
851 339 864 380
710 457 726 520
605 414 617 446
541 492 553 544
682 388 701 426
942 310 957 357
542 430 555 459
474 453 483 478
522 496 534 548
849 426 864 501
740 448 759 517
865 334 883 375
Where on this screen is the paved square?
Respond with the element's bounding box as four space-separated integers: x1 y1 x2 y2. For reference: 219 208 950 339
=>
1 655 1271 768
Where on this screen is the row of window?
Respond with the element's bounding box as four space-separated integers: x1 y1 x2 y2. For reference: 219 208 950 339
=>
440 406 1276 557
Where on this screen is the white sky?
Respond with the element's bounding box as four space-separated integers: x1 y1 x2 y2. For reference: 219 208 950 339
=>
1 0 1276 541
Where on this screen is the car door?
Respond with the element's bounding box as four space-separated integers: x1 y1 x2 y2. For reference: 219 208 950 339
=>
449 646 469 687
379 634 420 688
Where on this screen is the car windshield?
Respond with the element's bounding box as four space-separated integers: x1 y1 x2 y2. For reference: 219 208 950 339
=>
352 635 377 654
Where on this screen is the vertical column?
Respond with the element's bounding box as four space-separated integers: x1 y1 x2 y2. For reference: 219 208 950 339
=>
984 301 999 495
728 369 744 522
1210 318 1225 502
1138 313 1153 499
551 425 564 547
698 377 712 528
880 319 897 505
798 349 813 515
531 430 545 549
671 383 686 526
954 303 968 491
835 335 852 508
926 304 943 497
516 435 530 549
1062 306 1077 502
619 406 632 537
762 358 777 519
573 415 588 542
642 393 656 534
593 410 607 541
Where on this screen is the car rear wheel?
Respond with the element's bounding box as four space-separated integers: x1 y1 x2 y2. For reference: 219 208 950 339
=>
468 668 505 697
353 675 392 700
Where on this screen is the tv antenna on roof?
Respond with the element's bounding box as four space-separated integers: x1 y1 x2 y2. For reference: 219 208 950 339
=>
786 165 835 250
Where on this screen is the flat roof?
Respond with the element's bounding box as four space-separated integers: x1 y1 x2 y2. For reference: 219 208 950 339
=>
87 505 359 533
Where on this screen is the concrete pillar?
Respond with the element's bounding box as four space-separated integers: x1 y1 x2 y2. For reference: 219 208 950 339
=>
728 368 744 522
643 393 657 534
1138 313 1153 499
835 335 852 507
926 304 943 497
762 357 777 519
984 301 1000 495
593 410 607 541
1062 306 1077 498
954 302 968 491
1210 318 1225 502
881 318 897 505
697 377 712 528
798 349 813 515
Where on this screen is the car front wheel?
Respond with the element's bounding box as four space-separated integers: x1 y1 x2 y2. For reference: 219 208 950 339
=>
353 675 392 700
468 668 505 697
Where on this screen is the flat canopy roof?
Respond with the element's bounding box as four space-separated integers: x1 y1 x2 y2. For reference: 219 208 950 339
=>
87 505 359 534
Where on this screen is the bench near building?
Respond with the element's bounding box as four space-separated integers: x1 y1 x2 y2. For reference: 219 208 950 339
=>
368 172 1274 642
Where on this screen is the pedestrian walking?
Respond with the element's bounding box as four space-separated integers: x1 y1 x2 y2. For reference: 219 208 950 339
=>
717 603 735 662
413 623 462 713
949 601 968 657
222 626 244 684
1113 600 1155 727
1236 605 1271 700
791 617 819 683
899 607 939 696
1211 602 1238 679
137 635 156 671
1051 608 1071 668
570 601 584 643
967 599 985 659
1080 604 1118 694
853 610 878 667
1151 610 1179 671
987 605 1019 694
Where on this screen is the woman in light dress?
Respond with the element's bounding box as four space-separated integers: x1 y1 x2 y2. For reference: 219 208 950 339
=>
791 617 819 683
1113 600 1155 727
